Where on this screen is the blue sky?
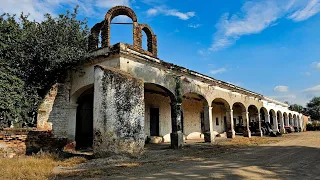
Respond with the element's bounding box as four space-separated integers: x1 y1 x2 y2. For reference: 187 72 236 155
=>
1 0 320 105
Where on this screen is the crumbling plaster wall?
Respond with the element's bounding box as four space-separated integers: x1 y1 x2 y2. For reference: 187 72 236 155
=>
70 57 120 102
93 65 145 157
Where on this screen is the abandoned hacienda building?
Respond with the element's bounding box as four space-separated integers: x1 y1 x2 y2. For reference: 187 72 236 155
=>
37 6 306 157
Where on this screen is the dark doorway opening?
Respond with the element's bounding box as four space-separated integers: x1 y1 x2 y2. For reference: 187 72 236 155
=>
150 108 159 136
76 87 94 150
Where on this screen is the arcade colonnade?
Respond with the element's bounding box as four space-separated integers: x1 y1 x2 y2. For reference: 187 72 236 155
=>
42 6 303 157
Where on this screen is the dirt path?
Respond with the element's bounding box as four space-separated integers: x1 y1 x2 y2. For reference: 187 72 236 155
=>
55 132 320 180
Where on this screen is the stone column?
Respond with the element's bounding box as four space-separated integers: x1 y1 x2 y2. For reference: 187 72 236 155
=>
204 106 214 142
170 102 184 148
227 109 235 138
273 115 279 132
242 111 251 138
279 115 286 134
258 113 263 137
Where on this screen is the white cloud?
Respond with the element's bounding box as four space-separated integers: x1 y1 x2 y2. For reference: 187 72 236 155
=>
302 85 320 92
0 0 134 21
188 23 202 28
146 6 195 20
274 85 289 92
210 68 227 75
288 0 320 22
146 8 158 16
305 72 311 76
210 0 320 51
270 94 297 100
312 62 320 69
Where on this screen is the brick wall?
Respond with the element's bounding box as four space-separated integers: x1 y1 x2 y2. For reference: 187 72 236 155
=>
0 128 68 158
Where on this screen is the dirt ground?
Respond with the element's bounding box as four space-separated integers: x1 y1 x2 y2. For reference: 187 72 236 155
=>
54 131 320 180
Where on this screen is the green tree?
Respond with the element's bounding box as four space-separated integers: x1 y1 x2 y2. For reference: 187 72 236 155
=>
306 97 320 120
0 7 89 127
289 104 305 113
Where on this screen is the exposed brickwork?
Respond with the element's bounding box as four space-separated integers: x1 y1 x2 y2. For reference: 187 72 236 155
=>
88 6 158 58
37 84 57 131
0 129 67 158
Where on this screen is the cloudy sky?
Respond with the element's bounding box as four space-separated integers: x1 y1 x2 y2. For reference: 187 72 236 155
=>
1 0 320 105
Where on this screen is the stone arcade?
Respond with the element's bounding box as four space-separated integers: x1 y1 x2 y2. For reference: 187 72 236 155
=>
37 6 304 157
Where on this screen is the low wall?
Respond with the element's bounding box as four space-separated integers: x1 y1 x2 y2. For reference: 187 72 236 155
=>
0 128 68 158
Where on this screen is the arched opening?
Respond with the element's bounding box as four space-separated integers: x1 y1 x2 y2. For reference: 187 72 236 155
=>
103 6 138 47
269 109 276 131
260 107 271 135
248 105 260 136
289 113 293 126
232 102 247 136
75 86 94 150
142 30 148 50
144 83 176 143
182 93 208 141
283 112 288 126
277 111 285 133
110 16 133 45
211 98 231 137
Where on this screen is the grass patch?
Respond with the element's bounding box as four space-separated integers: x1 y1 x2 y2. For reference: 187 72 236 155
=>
0 152 87 180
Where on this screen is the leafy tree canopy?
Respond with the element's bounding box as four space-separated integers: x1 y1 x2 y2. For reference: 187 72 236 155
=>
0 7 89 127
306 97 320 120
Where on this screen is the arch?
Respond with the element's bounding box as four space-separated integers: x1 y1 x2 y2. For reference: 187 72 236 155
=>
139 24 158 57
283 112 288 126
182 92 209 140
70 84 94 104
101 6 139 47
105 6 138 22
212 98 231 109
144 83 176 103
289 113 293 126
248 105 260 136
269 109 276 126
211 98 232 138
232 102 248 136
277 110 284 133
144 83 176 142
88 21 104 51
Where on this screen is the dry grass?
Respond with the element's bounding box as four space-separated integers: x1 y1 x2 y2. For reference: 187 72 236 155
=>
0 153 87 180
218 136 280 146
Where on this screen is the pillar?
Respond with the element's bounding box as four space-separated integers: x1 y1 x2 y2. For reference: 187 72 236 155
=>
204 106 214 142
170 102 184 148
227 109 235 138
67 104 78 141
258 113 263 137
273 115 279 132
279 115 286 134
242 111 251 138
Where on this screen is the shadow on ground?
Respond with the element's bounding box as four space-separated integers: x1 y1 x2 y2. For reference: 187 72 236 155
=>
53 143 320 180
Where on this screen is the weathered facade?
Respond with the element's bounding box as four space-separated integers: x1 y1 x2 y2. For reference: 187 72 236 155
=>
39 6 304 157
